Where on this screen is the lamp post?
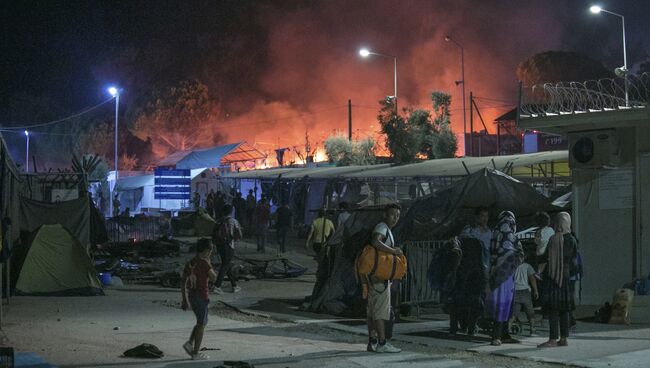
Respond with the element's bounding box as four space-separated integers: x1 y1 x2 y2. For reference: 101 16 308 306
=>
445 35 467 156
24 130 29 173
590 5 628 106
359 48 398 113
108 86 121 217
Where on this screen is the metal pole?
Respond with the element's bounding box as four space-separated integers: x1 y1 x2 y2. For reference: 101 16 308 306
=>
469 92 474 157
348 99 352 141
110 93 120 218
621 15 628 107
25 132 29 173
460 47 467 156
394 56 398 114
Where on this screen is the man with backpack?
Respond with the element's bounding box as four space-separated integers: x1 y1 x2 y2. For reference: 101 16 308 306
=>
212 204 243 294
363 203 403 354
181 238 217 360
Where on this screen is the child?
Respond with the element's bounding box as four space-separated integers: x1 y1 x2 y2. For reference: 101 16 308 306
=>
181 238 217 360
511 253 539 336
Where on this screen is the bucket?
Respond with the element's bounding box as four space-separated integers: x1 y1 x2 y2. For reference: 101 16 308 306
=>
99 272 112 286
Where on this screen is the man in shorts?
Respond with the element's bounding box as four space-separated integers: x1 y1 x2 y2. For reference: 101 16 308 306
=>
363 203 403 353
181 238 217 360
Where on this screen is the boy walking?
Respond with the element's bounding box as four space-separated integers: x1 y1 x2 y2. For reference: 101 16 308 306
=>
511 254 539 336
181 238 217 360
363 203 403 353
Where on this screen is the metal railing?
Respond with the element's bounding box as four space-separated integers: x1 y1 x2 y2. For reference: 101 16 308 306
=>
106 217 164 243
399 240 446 316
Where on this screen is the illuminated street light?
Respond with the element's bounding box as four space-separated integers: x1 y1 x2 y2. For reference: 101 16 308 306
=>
107 86 122 217
24 130 30 173
589 5 628 106
358 48 397 112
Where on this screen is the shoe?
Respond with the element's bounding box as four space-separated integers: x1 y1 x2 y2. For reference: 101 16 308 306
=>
537 340 558 348
191 352 209 360
214 287 224 295
491 339 502 346
366 341 377 352
375 341 401 353
182 341 193 356
557 339 568 347
232 286 241 293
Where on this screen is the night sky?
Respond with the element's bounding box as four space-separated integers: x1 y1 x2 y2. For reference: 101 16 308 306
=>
1 0 648 166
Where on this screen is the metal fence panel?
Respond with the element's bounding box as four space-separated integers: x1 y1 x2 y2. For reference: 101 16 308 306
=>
106 217 163 242
400 240 446 308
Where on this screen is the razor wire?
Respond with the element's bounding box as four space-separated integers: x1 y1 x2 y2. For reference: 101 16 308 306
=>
520 72 649 117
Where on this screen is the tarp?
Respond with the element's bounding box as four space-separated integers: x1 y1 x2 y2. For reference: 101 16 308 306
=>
19 196 91 250
307 208 385 316
15 224 103 296
396 168 558 240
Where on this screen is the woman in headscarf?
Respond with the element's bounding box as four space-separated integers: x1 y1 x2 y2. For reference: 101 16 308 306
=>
487 211 523 346
538 212 577 348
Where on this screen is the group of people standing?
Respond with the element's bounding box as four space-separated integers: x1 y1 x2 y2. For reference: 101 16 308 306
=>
448 208 579 348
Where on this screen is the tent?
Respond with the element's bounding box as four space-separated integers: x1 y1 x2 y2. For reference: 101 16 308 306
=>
396 168 558 241
15 224 103 296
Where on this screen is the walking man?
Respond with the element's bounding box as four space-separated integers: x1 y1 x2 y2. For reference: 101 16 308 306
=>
363 203 402 353
254 197 271 253
212 204 243 294
181 238 216 360
275 203 292 253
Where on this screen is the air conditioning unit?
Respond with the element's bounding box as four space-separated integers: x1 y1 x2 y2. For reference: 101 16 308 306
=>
569 129 620 168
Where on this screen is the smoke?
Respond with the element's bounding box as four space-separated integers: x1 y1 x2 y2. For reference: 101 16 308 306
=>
216 0 566 156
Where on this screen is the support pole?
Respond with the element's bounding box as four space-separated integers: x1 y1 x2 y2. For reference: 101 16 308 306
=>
469 92 474 156
348 99 352 141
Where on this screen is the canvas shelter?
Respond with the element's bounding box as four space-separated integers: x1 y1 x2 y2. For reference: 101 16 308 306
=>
396 168 558 240
19 196 93 250
14 224 103 296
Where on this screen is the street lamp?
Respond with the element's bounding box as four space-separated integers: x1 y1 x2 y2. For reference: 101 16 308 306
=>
359 48 398 112
445 35 467 156
24 130 29 173
107 86 121 217
589 5 628 106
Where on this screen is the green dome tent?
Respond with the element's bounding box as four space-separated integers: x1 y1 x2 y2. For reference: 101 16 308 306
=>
15 224 103 296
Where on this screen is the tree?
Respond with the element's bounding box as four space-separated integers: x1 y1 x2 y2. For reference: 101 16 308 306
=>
132 79 224 158
517 51 612 86
378 99 420 164
324 135 376 166
430 92 457 158
378 93 457 163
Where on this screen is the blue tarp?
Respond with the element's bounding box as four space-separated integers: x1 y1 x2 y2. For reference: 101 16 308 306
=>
163 143 240 169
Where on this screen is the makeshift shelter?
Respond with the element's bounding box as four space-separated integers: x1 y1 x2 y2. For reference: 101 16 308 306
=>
396 168 558 241
308 169 559 315
19 196 93 250
14 224 103 296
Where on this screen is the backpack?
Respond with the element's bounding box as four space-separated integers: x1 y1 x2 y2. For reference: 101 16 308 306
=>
213 217 239 245
123 343 164 358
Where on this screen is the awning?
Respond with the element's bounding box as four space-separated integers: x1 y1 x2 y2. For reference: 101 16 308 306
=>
157 142 266 169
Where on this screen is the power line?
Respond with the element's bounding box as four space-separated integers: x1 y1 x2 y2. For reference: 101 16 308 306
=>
0 97 114 130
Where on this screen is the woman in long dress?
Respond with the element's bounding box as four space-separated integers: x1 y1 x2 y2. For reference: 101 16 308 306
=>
487 211 523 346
538 212 577 348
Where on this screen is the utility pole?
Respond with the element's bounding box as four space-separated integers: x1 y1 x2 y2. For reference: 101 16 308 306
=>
469 92 474 157
348 99 352 141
